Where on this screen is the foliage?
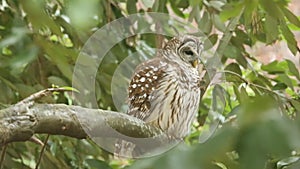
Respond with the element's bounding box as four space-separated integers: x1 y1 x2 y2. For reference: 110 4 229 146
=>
0 0 300 168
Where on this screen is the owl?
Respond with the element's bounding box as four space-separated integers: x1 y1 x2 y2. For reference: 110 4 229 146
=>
116 35 203 157
127 35 203 138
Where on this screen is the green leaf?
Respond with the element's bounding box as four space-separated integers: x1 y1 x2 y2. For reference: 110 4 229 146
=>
0 27 28 48
264 14 279 43
261 60 287 74
20 0 62 35
280 22 299 55
291 100 300 112
286 60 300 80
233 84 248 104
14 84 36 98
189 0 202 7
239 85 249 102
198 11 212 34
170 0 185 18
209 0 225 11
67 0 100 30
225 63 242 76
48 76 68 87
152 0 167 12
35 36 76 80
272 82 287 90
223 44 241 59
212 14 226 32
0 79 16 103
56 16 82 48
203 34 218 50
127 0 137 14
236 53 248 69
244 0 259 26
212 84 226 112
9 45 38 75
277 73 294 90
247 72 272 89
176 0 190 8
85 159 112 169
233 29 252 46
282 7 300 28
220 3 244 21
259 0 284 20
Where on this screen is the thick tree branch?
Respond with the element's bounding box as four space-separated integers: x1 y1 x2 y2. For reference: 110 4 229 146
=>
0 103 164 147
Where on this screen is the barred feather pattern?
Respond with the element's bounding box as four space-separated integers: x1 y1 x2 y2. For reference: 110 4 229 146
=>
115 35 203 157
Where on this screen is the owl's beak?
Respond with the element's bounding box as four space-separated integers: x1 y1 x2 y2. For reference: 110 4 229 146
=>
191 59 198 68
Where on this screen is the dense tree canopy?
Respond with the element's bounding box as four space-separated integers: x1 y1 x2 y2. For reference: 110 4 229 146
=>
0 0 300 168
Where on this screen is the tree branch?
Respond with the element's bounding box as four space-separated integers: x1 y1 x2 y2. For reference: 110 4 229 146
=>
0 103 164 147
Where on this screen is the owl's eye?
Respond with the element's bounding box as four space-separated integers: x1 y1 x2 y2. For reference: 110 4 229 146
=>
183 50 194 56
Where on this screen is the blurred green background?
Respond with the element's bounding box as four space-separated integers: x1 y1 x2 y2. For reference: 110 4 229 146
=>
0 0 300 168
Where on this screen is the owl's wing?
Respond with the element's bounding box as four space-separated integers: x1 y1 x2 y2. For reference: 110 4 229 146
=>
127 57 172 122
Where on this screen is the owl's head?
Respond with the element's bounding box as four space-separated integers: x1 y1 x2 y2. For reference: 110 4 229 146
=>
177 35 203 68
164 35 203 68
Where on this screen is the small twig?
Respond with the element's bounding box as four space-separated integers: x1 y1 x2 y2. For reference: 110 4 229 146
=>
223 115 237 124
17 87 73 105
12 87 74 115
106 0 112 23
35 135 50 169
222 70 248 84
0 145 7 169
221 70 293 101
29 136 44 146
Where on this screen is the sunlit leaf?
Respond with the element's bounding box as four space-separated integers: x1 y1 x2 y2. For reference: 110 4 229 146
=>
261 61 287 74
282 7 300 28
280 22 299 55
286 60 300 80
